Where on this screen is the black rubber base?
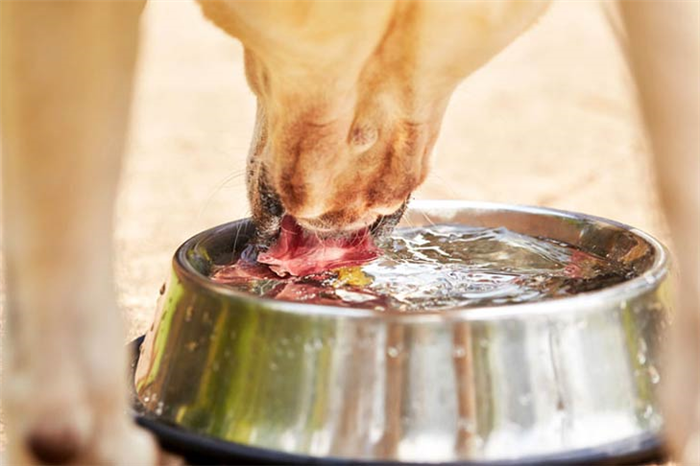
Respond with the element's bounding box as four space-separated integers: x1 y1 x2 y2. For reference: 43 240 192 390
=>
129 337 668 465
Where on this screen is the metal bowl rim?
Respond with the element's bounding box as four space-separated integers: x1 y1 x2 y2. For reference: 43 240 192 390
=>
174 200 668 322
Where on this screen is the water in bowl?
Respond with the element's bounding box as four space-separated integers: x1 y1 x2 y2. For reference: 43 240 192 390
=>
210 224 637 311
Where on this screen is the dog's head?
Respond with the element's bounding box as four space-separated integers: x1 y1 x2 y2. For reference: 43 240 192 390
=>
199 0 547 239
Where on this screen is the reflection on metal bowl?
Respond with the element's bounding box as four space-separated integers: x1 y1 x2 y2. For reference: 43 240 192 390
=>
133 201 671 464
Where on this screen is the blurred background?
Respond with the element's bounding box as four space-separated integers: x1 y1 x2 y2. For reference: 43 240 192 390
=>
112 0 665 339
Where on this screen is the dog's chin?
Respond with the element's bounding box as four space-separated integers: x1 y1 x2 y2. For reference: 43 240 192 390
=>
250 165 410 247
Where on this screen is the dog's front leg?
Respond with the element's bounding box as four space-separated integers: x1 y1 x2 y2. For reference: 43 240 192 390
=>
1 2 158 464
618 2 699 463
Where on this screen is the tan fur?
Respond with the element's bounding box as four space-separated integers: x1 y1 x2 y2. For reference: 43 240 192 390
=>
199 0 548 231
618 3 700 463
1 1 697 464
1 2 158 464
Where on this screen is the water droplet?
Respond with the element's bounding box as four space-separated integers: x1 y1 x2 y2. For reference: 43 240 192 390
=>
638 338 648 354
186 341 198 352
637 351 647 365
453 346 466 358
387 346 399 358
155 401 164 416
648 366 660 384
143 396 150 403
643 405 654 419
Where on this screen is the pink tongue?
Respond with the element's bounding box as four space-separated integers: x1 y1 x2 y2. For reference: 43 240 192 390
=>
257 215 381 277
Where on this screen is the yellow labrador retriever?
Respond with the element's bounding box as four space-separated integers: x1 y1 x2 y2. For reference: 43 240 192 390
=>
1 1 697 464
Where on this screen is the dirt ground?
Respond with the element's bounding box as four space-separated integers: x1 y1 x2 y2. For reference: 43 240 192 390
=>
0 0 669 451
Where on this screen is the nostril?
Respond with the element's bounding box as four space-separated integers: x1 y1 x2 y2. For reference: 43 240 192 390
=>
27 425 83 465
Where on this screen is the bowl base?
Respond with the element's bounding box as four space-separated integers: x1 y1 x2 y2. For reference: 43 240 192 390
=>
129 337 667 466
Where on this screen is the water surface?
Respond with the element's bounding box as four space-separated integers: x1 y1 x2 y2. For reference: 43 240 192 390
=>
211 225 636 311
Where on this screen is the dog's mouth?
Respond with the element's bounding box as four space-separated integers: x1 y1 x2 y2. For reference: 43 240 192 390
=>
254 178 405 239
250 177 408 277
255 215 379 276
253 206 407 277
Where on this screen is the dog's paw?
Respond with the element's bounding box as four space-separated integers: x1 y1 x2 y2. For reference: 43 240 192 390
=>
6 381 173 466
16 420 167 466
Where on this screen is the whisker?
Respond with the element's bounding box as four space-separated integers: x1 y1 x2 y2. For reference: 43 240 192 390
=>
232 217 244 256
402 212 415 229
425 170 462 199
194 168 247 226
375 215 387 233
420 210 436 227
231 208 253 256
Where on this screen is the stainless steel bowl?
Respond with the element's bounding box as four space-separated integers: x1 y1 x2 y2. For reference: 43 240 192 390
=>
133 201 671 464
